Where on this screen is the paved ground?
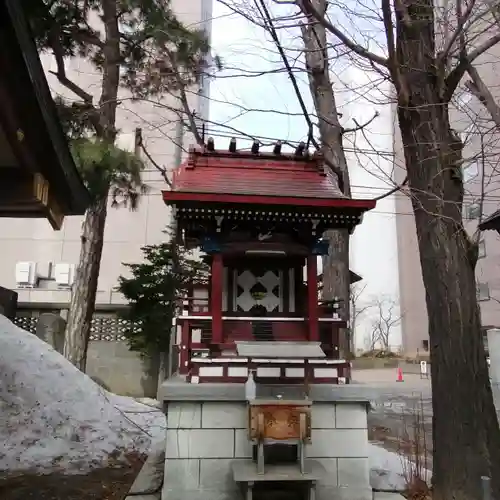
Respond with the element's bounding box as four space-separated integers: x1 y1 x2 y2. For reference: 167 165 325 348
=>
351 369 433 467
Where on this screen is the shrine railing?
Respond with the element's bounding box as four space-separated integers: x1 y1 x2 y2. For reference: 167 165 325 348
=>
188 357 351 384
181 295 344 317
177 315 344 347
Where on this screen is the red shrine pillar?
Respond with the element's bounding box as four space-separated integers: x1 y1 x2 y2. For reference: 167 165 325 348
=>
211 253 223 345
307 255 319 342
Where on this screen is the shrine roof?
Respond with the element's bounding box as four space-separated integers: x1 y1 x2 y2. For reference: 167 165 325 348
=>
162 146 376 210
479 209 500 232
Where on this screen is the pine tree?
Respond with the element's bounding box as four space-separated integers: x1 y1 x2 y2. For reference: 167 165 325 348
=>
118 237 208 357
25 0 211 371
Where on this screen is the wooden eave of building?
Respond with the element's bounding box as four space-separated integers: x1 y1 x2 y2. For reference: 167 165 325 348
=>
479 209 500 234
0 0 90 230
317 270 363 289
165 191 375 209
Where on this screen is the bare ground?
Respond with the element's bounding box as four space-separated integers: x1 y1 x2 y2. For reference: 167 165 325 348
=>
0 454 145 500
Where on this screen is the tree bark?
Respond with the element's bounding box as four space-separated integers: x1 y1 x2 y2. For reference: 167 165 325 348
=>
401 112 500 500
63 195 108 371
392 0 500 495
396 56 500 500
301 0 352 357
63 0 120 371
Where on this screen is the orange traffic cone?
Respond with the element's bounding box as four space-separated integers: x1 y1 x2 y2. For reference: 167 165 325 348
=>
396 367 404 382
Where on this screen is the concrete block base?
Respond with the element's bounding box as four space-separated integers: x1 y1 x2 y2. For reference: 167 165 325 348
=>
161 387 371 500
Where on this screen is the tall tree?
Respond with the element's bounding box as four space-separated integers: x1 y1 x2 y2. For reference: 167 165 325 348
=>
300 0 352 357
26 0 210 371
294 0 500 498
349 283 371 352
256 0 386 359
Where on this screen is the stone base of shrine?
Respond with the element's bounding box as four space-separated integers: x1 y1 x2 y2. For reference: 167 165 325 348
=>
159 377 372 500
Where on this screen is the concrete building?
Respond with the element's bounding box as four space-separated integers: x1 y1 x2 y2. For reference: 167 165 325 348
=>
0 0 213 316
394 38 500 356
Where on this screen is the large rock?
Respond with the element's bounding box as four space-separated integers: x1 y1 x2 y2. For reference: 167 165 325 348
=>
35 313 66 353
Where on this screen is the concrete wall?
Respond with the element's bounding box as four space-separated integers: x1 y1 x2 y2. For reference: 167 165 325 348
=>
162 401 371 500
15 312 158 398
86 341 159 397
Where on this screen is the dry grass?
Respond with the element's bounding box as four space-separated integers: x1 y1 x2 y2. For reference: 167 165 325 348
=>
397 397 432 500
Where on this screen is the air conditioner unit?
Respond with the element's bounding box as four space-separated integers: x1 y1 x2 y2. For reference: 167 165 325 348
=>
54 263 76 287
15 261 38 288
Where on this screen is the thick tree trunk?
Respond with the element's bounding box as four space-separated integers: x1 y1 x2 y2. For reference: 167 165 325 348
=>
398 106 500 500
301 0 352 357
393 1 500 496
322 230 351 356
63 196 108 372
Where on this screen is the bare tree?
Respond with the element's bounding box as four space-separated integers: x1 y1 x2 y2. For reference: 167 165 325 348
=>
369 296 402 351
288 0 500 497
299 0 352 357
349 283 372 353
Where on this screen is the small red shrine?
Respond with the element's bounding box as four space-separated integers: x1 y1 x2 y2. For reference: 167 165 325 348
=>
162 138 375 385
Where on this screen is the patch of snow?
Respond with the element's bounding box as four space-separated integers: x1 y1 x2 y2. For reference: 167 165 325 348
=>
0 314 165 473
369 443 431 491
373 493 406 500
134 397 162 409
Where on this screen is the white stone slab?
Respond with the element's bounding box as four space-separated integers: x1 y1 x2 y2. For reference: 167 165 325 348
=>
166 429 235 459
312 404 336 429
164 458 200 489
167 402 201 429
307 429 368 458
336 404 368 429
201 402 247 429
235 341 325 358
337 458 370 487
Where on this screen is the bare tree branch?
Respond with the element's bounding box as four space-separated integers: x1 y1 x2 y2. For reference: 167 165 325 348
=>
257 0 347 191
162 48 204 147
438 0 478 63
466 65 500 130
47 25 104 136
135 129 173 188
446 32 500 99
296 0 389 67
343 111 379 134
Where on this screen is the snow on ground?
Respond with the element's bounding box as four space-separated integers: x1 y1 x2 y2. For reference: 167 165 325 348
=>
369 443 431 491
0 314 165 473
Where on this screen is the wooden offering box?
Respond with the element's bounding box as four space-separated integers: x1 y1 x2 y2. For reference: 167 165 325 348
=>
248 400 312 443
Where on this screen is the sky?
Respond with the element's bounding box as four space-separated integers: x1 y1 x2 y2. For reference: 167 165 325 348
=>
205 0 403 350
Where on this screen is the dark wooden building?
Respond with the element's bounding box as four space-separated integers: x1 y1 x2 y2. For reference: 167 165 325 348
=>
0 0 89 230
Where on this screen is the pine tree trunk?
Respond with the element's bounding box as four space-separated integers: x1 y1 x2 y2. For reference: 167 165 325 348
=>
63 195 108 372
63 0 119 372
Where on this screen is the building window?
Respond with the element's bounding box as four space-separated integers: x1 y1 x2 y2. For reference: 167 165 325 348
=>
477 282 490 301
465 203 481 220
478 238 486 259
462 162 478 183
422 340 429 352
